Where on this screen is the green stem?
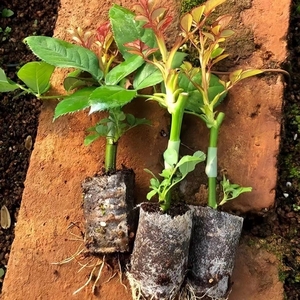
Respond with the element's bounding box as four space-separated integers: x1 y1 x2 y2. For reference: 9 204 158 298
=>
105 136 117 173
166 92 189 167
207 112 225 209
160 92 188 212
17 84 66 100
160 190 171 213
169 95 186 141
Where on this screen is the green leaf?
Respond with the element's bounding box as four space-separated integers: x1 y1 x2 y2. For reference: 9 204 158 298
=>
63 70 92 91
24 36 103 81
109 4 156 59
171 52 187 68
17 62 55 95
144 168 157 179
150 177 160 188
95 124 108 136
219 175 252 205
146 189 157 200
2 9 14 18
54 87 95 119
63 77 87 92
133 63 163 90
163 148 178 167
180 72 227 113
240 69 263 80
84 134 101 146
177 151 206 175
89 86 137 114
160 168 172 179
135 117 150 126
0 68 18 92
126 114 135 126
0 268 5 278
105 55 144 85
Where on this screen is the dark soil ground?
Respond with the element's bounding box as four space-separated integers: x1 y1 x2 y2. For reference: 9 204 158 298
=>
0 0 60 288
0 0 300 299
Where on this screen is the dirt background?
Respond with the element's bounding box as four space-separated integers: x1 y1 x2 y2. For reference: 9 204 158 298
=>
0 0 294 299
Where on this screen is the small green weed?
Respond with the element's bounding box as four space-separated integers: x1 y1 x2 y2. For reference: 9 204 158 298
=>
0 26 11 41
1 8 14 18
0 268 4 278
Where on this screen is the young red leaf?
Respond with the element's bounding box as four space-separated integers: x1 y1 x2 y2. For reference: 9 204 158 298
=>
95 22 111 44
157 15 173 33
152 7 168 20
214 14 232 30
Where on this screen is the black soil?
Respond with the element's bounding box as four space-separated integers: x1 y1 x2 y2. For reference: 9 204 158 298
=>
0 0 300 299
0 0 60 289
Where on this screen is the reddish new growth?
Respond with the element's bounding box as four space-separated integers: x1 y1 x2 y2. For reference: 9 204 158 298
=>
124 40 158 59
95 22 111 45
133 0 173 36
68 27 94 49
69 22 116 75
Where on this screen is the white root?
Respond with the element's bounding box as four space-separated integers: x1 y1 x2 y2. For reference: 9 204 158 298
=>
118 254 127 291
180 282 229 300
92 257 106 294
51 243 85 265
73 261 99 295
54 223 128 296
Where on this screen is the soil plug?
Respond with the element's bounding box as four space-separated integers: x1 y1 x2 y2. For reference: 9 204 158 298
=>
177 0 279 298
82 169 136 253
120 0 207 298
186 206 243 299
128 203 193 300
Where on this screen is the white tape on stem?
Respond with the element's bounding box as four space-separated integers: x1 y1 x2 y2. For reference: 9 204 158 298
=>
205 147 217 177
164 140 180 169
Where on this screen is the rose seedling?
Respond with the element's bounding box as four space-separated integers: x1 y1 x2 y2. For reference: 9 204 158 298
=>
179 0 266 208
124 0 208 212
0 5 163 172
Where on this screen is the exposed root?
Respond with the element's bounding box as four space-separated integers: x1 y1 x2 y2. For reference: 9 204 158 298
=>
126 272 146 300
104 271 117 283
51 243 86 265
180 282 228 300
118 254 128 291
73 257 104 295
92 257 106 294
53 222 128 296
127 272 167 300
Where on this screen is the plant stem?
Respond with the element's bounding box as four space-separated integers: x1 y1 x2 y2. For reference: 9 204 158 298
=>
165 92 189 169
105 112 118 173
160 190 171 213
105 136 117 173
207 112 225 209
